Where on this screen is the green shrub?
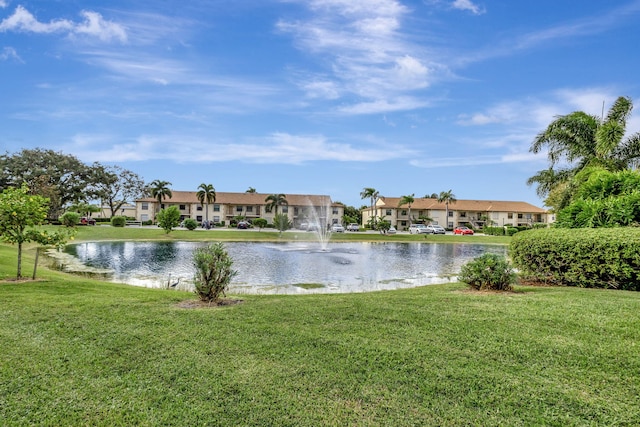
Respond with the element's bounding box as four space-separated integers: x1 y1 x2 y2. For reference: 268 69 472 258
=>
59 212 80 227
459 253 516 291
505 227 519 236
111 216 126 227
157 206 181 234
193 242 238 303
510 228 640 290
183 218 198 230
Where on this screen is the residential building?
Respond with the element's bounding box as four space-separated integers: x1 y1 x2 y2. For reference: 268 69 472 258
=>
135 191 344 227
362 196 551 231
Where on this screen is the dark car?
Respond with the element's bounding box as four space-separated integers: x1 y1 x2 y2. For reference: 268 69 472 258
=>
237 221 250 229
80 217 96 226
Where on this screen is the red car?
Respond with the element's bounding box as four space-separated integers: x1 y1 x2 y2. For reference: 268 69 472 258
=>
454 226 474 235
80 217 96 226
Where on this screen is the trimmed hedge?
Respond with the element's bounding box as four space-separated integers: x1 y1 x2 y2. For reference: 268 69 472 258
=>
510 228 640 290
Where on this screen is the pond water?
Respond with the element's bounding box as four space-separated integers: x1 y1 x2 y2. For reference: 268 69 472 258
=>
56 241 507 294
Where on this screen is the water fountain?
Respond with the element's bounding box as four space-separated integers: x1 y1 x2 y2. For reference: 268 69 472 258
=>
299 196 333 252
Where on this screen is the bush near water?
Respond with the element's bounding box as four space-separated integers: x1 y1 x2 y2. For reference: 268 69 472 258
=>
510 228 640 290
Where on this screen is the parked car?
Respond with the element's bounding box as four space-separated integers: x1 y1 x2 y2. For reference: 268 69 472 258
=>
307 223 320 232
409 224 429 234
298 222 309 230
237 221 250 229
387 226 397 234
426 224 446 234
346 223 360 231
80 217 96 226
331 223 345 233
454 226 474 235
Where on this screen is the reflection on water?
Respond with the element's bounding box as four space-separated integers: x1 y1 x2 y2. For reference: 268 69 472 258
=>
61 241 507 294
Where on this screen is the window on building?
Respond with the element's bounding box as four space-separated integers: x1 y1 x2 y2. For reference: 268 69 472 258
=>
213 204 220 212
236 206 243 213
401 221 407 226
161 203 165 209
508 212 513 219
141 203 148 210
197 206 202 211
401 210 407 216
294 207 299 215
386 209 392 216
282 206 289 213
332 207 338 215
518 213 523 219
448 211 453 217
179 204 186 210
196 216 202 222
460 212 467 218
246 206 253 212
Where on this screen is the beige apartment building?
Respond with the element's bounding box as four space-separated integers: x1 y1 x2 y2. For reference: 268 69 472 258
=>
134 191 344 228
362 196 551 231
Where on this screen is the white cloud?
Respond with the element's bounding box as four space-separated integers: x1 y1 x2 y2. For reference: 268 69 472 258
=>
277 0 444 114
0 46 21 62
451 0 485 15
0 6 127 42
0 1 8 9
68 131 417 164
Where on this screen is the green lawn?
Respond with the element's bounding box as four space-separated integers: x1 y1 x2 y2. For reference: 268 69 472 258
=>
1 233 639 425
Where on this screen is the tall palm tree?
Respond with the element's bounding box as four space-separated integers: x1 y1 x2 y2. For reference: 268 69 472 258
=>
148 179 172 210
398 193 415 226
437 190 456 228
529 96 640 210
360 187 379 228
196 183 216 224
265 193 288 216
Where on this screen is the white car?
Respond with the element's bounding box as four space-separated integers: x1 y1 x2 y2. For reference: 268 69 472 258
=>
331 223 345 233
426 224 446 234
409 224 429 234
387 226 397 234
346 223 360 231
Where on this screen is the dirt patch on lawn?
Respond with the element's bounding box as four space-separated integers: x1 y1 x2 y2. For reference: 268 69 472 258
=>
176 298 244 309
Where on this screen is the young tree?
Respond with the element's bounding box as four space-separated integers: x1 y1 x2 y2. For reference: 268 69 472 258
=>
193 242 238 304
25 228 75 279
157 206 181 234
0 185 50 279
253 218 268 231
273 213 291 235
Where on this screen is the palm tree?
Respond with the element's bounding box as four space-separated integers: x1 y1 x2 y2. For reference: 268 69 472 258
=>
529 96 640 210
265 193 288 215
196 183 216 224
437 190 456 228
398 193 415 226
148 179 172 210
360 187 379 228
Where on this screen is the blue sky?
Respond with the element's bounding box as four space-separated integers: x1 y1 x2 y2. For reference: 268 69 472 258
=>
2 0 640 208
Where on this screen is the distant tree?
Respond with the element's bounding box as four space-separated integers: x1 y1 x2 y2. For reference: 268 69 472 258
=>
67 201 100 218
398 194 415 226
196 183 216 224
246 187 257 193
437 190 457 228
265 193 288 215
360 187 379 228
148 179 173 209
342 205 362 225
0 148 91 220
425 193 439 199
273 213 291 235
89 164 146 217
0 185 50 279
157 206 181 234
253 218 268 230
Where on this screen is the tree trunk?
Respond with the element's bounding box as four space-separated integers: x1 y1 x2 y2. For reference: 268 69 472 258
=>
32 247 40 280
17 241 23 279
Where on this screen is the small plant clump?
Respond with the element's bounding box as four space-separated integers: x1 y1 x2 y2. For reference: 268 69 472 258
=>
59 212 80 227
193 242 238 304
110 216 126 227
182 218 198 230
459 253 516 291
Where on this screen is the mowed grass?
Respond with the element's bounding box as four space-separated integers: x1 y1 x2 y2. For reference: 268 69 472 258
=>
1 236 639 425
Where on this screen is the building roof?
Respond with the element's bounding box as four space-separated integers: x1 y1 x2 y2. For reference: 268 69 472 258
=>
376 197 547 213
138 191 338 207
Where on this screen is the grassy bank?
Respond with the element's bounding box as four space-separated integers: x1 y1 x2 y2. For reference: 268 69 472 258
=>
65 224 511 244
1 244 639 425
